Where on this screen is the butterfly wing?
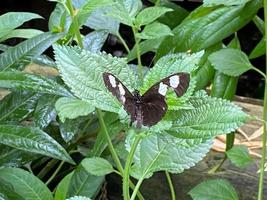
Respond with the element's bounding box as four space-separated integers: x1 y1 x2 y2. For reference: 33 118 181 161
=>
141 94 167 127
142 73 190 98
102 72 136 123
141 73 190 126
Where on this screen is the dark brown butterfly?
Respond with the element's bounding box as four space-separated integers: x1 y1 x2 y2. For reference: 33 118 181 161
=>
103 72 190 128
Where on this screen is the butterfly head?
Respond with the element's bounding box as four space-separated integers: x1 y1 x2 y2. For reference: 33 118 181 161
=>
133 90 142 103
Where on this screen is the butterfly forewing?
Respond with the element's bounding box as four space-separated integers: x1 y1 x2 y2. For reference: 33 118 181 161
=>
103 72 137 122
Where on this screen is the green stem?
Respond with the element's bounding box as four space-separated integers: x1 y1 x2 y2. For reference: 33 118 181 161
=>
252 66 266 79
66 0 83 48
45 161 64 185
132 27 143 85
117 33 130 53
37 159 58 179
165 171 176 200
258 1 267 199
130 175 145 200
96 109 124 173
123 134 142 200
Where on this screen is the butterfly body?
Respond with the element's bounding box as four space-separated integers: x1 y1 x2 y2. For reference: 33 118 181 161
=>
103 72 190 128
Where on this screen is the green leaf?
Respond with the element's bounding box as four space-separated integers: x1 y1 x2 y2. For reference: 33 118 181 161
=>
55 172 73 200
81 157 114 176
136 22 173 40
0 181 25 200
67 197 91 200
85 7 119 35
55 97 94 122
127 37 164 62
0 92 40 123
156 0 261 58
0 12 42 38
157 1 188 29
33 95 58 128
0 125 75 164
0 168 53 200
189 179 239 200
135 6 173 26
249 37 265 59
0 71 72 97
49 3 71 32
67 166 104 198
168 95 249 138
209 48 253 76
226 145 253 168
59 117 84 143
122 0 142 18
0 32 64 71
54 45 137 113
0 29 43 42
0 145 36 168
105 3 133 26
203 0 250 7
127 133 212 179
82 30 108 52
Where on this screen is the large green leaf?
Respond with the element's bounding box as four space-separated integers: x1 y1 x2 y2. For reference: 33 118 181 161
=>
0 125 74 164
127 133 212 179
0 29 43 42
0 92 40 123
0 168 53 200
203 0 250 7
0 32 64 71
208 48 253 76
0 12 42 38
134 6 173 26
54 45 136 113
85 7 119 35
67 166 104 198
156 0 261 58
0 71 72 97
0 145 35 168
55 97 94 122
168 94 249 138
189 179 238 200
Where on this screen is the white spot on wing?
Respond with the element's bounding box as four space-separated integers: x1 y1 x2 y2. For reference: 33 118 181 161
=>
169 75 180 88
108 75 116 88
158 82 168 96
118 83 125 95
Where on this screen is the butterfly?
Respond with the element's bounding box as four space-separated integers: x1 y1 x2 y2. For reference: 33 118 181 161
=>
103 72 190 128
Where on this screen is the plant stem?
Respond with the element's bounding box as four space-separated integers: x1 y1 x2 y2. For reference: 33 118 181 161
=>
123 134 142 200
96 109 124 174
252 66 266 79
165 171 176 200
258 1 267 199
117 33 130 53
37 159 58 179
66 0 83 48
132 27 143 86
130 176 145 200
45 161 64 185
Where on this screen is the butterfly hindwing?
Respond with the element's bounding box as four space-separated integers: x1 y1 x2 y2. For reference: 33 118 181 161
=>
141 94 167 127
